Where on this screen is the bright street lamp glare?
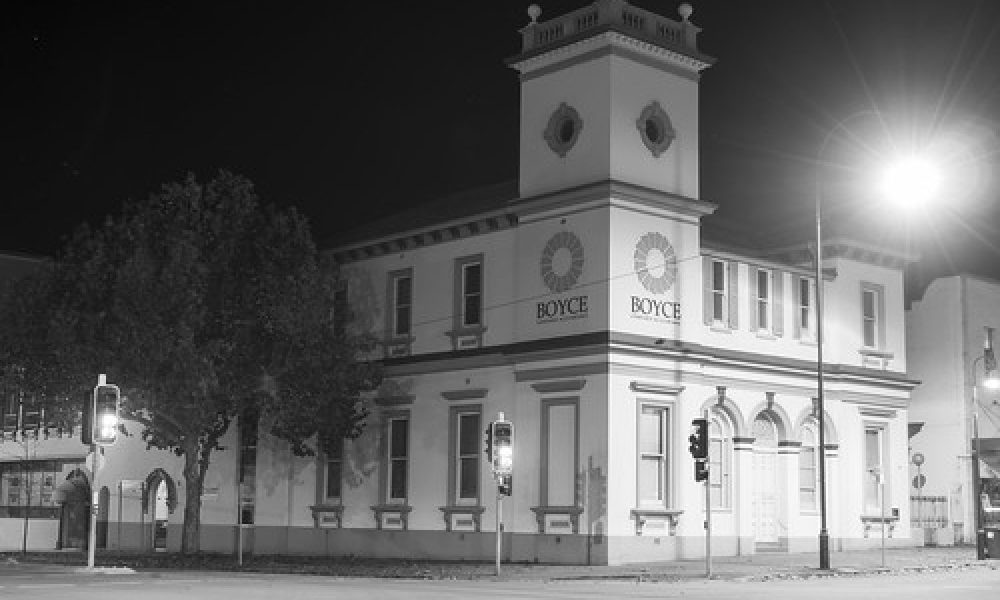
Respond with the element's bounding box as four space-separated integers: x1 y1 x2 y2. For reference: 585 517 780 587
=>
880 155 941 209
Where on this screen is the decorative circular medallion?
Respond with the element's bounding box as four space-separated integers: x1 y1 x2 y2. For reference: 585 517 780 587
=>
540 231 585 293
636 101 675 157
634 232 677 294
543 103 583 158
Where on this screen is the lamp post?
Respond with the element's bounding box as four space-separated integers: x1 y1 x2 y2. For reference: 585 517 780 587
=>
813 112 875 570
970 327 998 560
813 110 941 570
814 146 830 570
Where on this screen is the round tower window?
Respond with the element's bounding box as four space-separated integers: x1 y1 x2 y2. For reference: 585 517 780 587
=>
559 119 576 144
543 103 583 158
645 118 664 145
636 101 675 157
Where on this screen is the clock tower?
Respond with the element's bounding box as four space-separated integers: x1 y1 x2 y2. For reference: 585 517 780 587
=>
507 1 717 343
507 0 714 201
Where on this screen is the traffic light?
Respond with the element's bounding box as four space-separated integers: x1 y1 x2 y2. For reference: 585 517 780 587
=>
694 459 708 482
90 385 120 446
498 473 512 496
21 407 41 439
688 418 708 459
2 404 18 441
492 420 513 476
484 425 493 462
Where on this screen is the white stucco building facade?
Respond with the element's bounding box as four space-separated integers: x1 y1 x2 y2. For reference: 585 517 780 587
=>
906 275 1000 545
1 1 919 564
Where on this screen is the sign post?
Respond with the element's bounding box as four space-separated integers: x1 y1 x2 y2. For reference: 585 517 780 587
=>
878 468 886 568
911 453 925 537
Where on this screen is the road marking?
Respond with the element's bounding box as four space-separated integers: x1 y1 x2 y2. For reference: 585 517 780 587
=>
17 583 75 589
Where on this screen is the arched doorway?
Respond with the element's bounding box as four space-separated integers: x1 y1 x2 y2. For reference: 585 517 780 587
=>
152 481 168 550
751 413 780 546
56 469 90 550
141 469 177 552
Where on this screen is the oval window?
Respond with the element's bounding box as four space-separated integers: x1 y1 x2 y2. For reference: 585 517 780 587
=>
559 119 576 144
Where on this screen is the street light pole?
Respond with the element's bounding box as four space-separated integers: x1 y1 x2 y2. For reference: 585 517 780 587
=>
814 112 871 570
813 109 881 570
814 171 830 570
970 329 997 560
812 109 944 570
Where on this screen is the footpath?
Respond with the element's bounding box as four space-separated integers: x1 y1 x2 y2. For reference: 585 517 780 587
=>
509 545 998 582
1 545 998 582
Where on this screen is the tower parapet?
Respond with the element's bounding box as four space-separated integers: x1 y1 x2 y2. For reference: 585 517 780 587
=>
515 0 709 61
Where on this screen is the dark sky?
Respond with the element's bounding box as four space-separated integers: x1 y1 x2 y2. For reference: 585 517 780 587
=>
4 1 1000 296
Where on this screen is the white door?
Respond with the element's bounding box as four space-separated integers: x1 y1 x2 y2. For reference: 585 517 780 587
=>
752 415 779 543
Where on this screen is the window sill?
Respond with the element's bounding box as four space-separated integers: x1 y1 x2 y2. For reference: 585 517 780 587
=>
310 503 344 529
709 324 733 334
797 337 817 347
755 331 776 340
861 515 899 538
445 325 487 350
370 503 412 530
384 336 415 358
439 505 486 532
859 347 892 357
704 507 733 514
446 324 487 337
630 507 683 536
858 347 894 370
530 505 583 534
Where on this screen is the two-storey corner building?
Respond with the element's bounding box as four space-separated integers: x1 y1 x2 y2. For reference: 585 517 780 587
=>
0 1 919 562
316 1 919 564
906 275 1000 546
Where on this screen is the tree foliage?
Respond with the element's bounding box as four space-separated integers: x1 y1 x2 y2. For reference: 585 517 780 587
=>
0 171 381 552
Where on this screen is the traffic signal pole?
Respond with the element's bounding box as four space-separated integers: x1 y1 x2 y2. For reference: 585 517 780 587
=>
87 440 99 569
85 373 120 570
704 408 712 579
689 414 711 578
495 485 502 577
488 412 512 577
86 374 106 570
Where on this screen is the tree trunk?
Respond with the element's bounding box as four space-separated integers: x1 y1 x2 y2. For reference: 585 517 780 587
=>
180 442 203 554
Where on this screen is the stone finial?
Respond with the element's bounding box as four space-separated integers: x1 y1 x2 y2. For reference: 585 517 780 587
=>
527 4 542 24
678 3 693 21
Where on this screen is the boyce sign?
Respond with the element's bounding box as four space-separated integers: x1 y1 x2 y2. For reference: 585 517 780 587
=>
537 231 589 323
630 232 681 324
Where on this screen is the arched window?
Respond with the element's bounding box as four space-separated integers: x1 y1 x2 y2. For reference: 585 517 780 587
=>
799 423 818 512
708 413 733 509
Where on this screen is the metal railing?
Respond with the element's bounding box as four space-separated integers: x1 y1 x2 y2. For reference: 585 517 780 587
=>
910 494 950 528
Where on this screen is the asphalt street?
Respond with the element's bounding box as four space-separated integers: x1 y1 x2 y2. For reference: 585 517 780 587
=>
0 567 998 599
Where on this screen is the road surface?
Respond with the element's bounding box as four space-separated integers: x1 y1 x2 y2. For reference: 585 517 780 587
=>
0 567 997 599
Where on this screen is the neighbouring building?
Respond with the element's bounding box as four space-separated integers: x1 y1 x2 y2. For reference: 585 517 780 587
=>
1 0 920 564
906 274 1000 546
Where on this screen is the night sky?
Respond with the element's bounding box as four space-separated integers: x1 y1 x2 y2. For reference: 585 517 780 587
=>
4 1 1000 298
